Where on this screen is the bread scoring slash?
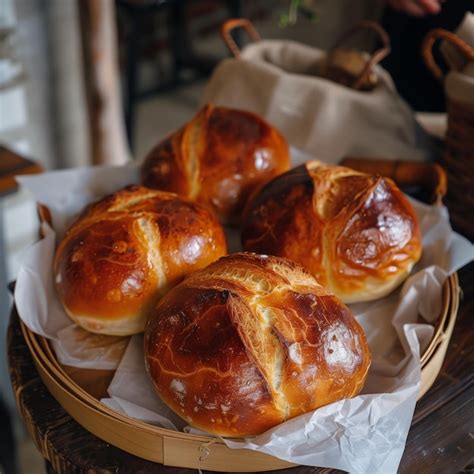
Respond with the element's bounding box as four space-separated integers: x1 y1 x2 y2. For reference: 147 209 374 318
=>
145 253 371 437
242 161 422 303
54 185 227 336
141 104 290 225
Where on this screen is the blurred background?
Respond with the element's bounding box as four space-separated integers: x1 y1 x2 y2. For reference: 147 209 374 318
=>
0 0 471 472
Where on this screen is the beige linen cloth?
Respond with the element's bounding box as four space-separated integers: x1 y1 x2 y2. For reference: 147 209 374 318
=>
203 39 439 163
442 12 474 106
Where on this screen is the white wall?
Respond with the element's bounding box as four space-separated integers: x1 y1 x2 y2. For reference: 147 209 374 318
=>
1 0 90 282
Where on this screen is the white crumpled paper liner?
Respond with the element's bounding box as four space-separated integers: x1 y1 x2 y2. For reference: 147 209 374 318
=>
14 162 473 474
15 164 139 370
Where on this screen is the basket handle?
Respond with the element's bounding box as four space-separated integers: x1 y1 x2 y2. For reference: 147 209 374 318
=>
422 28 474 81
221 18 261 58
340 158 447 206
330 20 391 91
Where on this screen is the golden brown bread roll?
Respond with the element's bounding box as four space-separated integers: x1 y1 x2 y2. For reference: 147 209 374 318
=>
54 186 227 336
145 252 370 437
242 161 422 303
141 104 290 224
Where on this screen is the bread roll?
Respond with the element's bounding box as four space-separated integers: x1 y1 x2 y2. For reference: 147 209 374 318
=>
145 253 370 437
54 186 227 336
242 161 422 303
141 104 290 224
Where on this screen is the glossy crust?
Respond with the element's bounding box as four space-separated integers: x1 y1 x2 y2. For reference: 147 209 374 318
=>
141 104 290 224
145 253 371 437
54 186 227 336
242 161 422 303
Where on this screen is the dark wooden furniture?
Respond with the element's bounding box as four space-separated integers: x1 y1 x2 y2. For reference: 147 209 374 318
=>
116 0 244 148
7 261 474 473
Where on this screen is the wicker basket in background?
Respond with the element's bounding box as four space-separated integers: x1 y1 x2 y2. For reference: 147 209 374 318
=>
423 28 474 240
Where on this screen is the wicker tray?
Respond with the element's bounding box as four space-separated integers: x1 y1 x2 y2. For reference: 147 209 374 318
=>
16 157 459 471
19 271 459 472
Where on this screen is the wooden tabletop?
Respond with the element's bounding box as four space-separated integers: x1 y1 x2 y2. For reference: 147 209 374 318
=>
7 261 474 474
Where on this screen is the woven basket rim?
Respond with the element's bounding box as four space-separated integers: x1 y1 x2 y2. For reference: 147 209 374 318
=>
18 272 459 471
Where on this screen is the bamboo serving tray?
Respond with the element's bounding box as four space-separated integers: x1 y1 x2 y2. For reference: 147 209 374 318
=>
21 157 458 471
20 272 460 472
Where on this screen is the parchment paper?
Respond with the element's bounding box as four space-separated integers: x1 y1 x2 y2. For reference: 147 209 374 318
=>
14 161 473 473
441 12 474 106
15 164 139 369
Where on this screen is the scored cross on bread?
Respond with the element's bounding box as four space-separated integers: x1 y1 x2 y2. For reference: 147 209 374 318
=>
141 104 290 224
54 186 227 336
242 161 422 303
145 253 370 437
